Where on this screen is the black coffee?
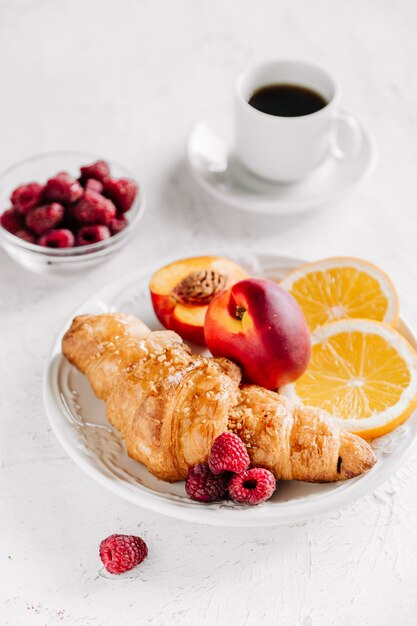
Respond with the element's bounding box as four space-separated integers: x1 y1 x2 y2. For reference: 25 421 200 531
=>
248 83 327 117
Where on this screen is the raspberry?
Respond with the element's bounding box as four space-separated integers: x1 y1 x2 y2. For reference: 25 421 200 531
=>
10 182 44 215
76 224 111 246
0 207 22 234
80 160 110 183
61 204 78 231
14 229 36 243
84 178 104 194
208 432 250 475
99 534 148 575
25 202 64 235
44 172 83 204
73 190 116 225
103 177 137 214
110 215 127 235
228 468 276 505
38 228 74 248
185 463 229 502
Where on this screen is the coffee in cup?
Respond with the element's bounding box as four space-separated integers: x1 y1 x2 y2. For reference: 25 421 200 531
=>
234 60 362 182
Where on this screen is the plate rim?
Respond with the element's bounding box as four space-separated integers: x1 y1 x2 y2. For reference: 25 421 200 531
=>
43 248 417 526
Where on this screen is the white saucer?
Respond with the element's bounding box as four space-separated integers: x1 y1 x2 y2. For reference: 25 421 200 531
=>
44 249 417 527
187 105 377 216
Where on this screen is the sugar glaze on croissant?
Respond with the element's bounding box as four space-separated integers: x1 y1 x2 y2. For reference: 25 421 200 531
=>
62 313 376 483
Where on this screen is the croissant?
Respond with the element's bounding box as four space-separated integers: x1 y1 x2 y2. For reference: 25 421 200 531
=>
62 312 376 483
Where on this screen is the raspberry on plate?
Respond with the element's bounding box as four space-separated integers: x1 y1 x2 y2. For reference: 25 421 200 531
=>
84 178 104 194
44 172 83 204
25 202 64 235
0 207 22 234
73 190 116 226
110 215 127 235
76 225 111 246
228 468 276 505
209 432 250 475
80 160 110 183
38 228 75 248
185 462 229 502
103 177 138 214
10 182 44 215
99 534 148 575
14 229 36 243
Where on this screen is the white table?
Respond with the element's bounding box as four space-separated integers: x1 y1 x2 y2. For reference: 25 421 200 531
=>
2 1 417 624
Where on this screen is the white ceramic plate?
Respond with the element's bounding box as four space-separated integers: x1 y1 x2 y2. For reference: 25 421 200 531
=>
187 104 377 216
44 250 417 526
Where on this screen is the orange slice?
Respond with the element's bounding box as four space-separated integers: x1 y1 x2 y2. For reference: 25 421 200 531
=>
280 257 399 332
280 319 417 439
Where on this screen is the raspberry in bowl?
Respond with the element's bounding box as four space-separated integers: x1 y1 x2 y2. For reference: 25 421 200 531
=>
0 152 145 274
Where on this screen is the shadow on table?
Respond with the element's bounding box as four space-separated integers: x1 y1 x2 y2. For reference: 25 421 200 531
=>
155 159 326 243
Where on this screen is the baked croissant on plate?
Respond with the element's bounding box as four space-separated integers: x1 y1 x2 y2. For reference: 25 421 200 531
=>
62 312 376 483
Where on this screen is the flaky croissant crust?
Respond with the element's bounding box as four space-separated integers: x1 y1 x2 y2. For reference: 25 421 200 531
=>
62 313 376 482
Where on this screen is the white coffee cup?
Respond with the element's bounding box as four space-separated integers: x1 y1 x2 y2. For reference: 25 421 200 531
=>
234 59 362 182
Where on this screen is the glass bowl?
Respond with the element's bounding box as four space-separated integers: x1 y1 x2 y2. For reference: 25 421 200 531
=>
0 151 146 274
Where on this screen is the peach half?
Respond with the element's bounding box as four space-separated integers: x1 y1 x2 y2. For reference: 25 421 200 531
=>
204 277 311 389
149 255 248 345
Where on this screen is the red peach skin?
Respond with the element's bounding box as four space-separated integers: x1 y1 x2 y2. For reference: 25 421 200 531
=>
150 256 248 345
204 277 311 389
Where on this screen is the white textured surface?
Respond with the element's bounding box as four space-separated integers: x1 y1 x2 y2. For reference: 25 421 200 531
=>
1 1 417 624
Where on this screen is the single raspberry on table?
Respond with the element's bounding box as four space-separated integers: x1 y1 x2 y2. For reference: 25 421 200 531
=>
99 534 148 575
228 468 276 505
14 229 36 243
25 202 64 235
209 432 250 475
110 215 127 235
38 228 74 248
84 178 104 194
103 177 137 214
43 172 83 204
76 224 111 246
0 207 22 234
73 190 116 225
185 462 229 502
10 182 44 215
80 160 110 183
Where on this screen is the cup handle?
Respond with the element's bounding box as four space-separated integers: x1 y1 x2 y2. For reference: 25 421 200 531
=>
331 111 363 159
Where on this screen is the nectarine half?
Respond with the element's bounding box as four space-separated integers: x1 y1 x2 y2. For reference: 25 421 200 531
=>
204 277 311 389
150 255 247 345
